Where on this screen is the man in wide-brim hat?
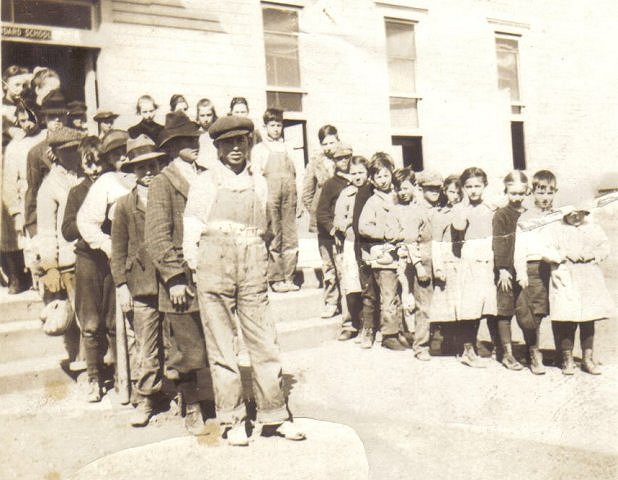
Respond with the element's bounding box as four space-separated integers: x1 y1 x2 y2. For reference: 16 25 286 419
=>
111 134 166 427
183 115 306 446
145 111 207 435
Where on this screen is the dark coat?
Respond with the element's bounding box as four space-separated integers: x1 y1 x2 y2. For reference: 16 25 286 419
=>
61 177 98 256
492 204 521 271
145 162 198 313
111 188 158 298
316 175 348 239
25 137 50 237
128 120 164 143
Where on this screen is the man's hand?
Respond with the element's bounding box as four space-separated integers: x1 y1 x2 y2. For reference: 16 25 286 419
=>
169 284 195 310
517 274 529 289
117 284 133 313
497 269 513 292
42 268 63 293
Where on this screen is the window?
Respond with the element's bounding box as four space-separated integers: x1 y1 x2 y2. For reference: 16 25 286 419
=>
2 0 96 30
496 34 526 169
392 136 423 171
262 5 303 112
385 19 418 129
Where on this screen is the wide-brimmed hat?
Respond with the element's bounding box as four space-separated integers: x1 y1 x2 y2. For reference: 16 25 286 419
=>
121 134 166 171
40 90 67 116
67 100 87 117
158 111 200 147
333 144 353 159
208 116 254 142
417 170 444 187
47 126 85 150
100 129 129 155
93 109 119 122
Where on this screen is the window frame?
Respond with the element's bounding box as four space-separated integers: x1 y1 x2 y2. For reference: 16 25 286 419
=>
384 17 421 136
2 0 99 31
495 31 525 121
262 3 304 113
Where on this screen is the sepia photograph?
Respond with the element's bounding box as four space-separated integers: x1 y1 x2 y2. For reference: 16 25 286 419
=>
1 0 617 478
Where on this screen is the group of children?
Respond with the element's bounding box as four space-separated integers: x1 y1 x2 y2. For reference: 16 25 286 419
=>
316 150 614 376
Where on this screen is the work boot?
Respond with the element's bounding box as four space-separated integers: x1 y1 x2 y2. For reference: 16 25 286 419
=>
337 329 356 341
382 335 406 351
284 280 300 292
359 328 374 349
561 350 576 375
130 397 154 427
501 344 523 371
528 347 546 375
225 421 249 446
581 349 601 375
274 421 306 441
459 343 486 368
184 402 205 435
271 281 288 293
87 378 102 403
320 303 338 318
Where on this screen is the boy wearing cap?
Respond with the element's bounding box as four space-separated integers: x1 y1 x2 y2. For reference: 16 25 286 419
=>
94 110 119 140
250 108 299 292
184 115 305 446
111 135 165 426
145 112 207 435
24 90 68 239
75 130 135 402
37 127 84 363
316 144 352 321
67 101 88 133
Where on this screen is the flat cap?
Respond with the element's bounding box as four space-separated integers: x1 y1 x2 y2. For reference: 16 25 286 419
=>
100 129 129 154
67 100 87 116
333 143 353 159
208 116 254 142
47 126 85 149
40 90 66 115
93 109 119 122
417 170 444 187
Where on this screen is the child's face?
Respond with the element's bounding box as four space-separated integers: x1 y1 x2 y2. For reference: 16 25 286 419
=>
82 150 103 181
5 74 28 99
445 183 461 206
100 120 114 134
422 185 441 206
463 176 486 203
231 103 249 117
197 106 215 130
505 182 527 208
265 120 283 141
334 155 351 174
372 167 392 193
397 180 415 204
133 159 161 187
174 101 189 114
349 163 368 188
139 100 157 122
532 181 556 210
320 135 339 158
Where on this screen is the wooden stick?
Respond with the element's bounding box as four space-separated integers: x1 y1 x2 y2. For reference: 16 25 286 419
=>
115 291 131 405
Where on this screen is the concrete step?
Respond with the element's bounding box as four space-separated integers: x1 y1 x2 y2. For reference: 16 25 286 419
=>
0 272 324 325
0 315 342 396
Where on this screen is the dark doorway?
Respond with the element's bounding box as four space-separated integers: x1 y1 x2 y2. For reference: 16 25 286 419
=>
283 119 308 166
392 135 423 171
1 41 95 103
511 121 526 170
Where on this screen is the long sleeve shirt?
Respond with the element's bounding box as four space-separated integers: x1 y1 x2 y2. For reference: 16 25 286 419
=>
492 204 522 271
333 185 358 234
76 171 136 258
316 174 349 238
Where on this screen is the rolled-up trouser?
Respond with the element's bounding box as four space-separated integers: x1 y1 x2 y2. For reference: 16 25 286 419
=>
131 296 164 397
196 234 288 425
373 268 402 336
266 178 299 283
75 251 115 382
318 235 341 308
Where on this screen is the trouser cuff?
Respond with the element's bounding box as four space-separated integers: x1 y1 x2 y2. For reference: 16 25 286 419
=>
256 405 289 425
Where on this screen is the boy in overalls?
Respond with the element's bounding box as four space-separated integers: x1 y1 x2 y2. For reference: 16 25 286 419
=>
250 108 299 292
184 116 305 446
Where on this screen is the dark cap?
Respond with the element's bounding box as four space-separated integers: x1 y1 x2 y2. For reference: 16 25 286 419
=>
40 90 67 116
417 170 444 187
47 126 85 150
67 100 87 117
100 129 129 154
157 111 200 147
208 116 254 142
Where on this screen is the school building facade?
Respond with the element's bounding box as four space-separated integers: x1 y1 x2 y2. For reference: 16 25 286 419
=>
2 0 617 198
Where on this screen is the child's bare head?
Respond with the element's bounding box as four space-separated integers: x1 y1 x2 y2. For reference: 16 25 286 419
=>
531 170 557 210
443 175 462 206
503 170 529 208
369 152 394 192
460 167 488 203
393 168 415 204
263 108 284 141
349 155 368 187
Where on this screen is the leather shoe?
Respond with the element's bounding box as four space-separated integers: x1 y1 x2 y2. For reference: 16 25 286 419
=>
382 335 406 351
